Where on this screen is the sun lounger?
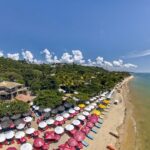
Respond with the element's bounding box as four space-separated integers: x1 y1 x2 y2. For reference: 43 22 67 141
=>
95 123 102 128
82 141 89 147
98 119 103 124
91 127 97 133
87 134 94 140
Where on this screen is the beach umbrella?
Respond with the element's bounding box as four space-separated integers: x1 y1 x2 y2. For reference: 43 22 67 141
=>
69 109 75 114
67 138 78 147
7 147 17 150
84 107 91 112
88 105 95 109
43 108 51 113
20 143 33 150
54 126 64 134
44 131 55 140
0 133 6 143
46 118 54 125
55 116 64 122
1 120 11 129
74 106 80 111
15 131 25 139
91 103 97 106
78 104 85 108
14 119 23 126
33 138 45 148
51 108 58 115
22 112 31 117
42 143 49 150
89 117 98 124
73 131 85 141
82 111 90 116
64 102 72 109
0 125 2 130
23 116 32 123
43 112 50 120
85 101 90 105
99 104 106 109
1 116 10 122
77 115 85 121
57 106 65 112
38 108 44 114
11 114 21 120
5 131 15 140
92 109 101 116
65 124 74 131
26 128 35 135
16 123 25 130
38 121 47 129
62 113 70 119
86 122 94 128
33 131 39 137
34 106 39 111
81 126 90 134
72 120 81 126
103 100 110 104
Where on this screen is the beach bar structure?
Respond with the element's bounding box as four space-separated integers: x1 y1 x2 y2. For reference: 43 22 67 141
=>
0 81 27 100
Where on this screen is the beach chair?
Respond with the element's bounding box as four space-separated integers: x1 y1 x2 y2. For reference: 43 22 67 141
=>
95 123 102 128
87 134 94 140
98 119 103 124
91 127 97 133
82 141 89 147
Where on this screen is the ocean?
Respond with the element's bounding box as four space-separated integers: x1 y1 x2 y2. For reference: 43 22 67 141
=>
129 73 150 150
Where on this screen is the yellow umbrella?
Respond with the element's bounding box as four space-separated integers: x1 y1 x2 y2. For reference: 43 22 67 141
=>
99 104 106 109
78 104 85 108
103 100 110 104
92 109 101 116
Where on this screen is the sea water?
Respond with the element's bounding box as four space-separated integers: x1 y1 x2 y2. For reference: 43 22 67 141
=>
129 73 150 150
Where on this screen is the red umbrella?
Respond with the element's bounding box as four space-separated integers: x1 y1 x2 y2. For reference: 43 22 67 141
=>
44 131 55 140
33 130 40 137
67 138 78 147
54 134 61 141
70 129 77 135
81 126 90 134
7 147 17 150
42 143 49 150
77 142 83 149
89 117 98 123
20 137 27 143
73 131 85 142
86 122 94 128
33 138 45 148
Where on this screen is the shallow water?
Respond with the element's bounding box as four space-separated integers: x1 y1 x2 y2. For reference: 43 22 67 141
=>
129 73 150 150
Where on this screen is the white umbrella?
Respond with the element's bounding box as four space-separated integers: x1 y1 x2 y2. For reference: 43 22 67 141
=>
69 109 75 114
38 121 47 128
62 113 70 118
54 126 64 134
34 106 39 110
55 116 64 121
65 124 74 131
84 107 91 112
44 108 51 113
25 128 35 135
15 131 25 139
5 131 15 140
74 106 80 111
0 125 2 131
85 101 90 104
0 133 6 143
46 118 54 125
89 105 95 109
29 102 33 106
23 116 32 123
20 143 33 150
77 115 85 121
72 120 81 126
83 111 90 116
16 123 26 130
91 103 97 106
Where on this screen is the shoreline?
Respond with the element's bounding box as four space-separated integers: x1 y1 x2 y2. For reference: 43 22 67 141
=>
84 75 134 150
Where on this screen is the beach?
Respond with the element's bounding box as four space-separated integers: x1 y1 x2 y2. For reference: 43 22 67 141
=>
84 76 134 150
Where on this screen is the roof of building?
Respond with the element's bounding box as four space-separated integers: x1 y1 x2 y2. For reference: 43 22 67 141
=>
0 81 23 89
15 94 36 102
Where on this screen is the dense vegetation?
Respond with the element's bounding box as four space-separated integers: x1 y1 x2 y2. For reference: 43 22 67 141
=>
0 57 130 110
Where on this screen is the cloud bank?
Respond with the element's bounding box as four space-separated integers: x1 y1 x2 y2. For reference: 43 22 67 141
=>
0 49 137 71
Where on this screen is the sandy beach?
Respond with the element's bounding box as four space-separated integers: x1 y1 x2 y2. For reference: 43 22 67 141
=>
83 76 134 150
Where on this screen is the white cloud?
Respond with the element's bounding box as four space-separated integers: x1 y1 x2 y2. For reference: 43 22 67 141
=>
72 50 85 64
22 50 34 62
113 59 123 67
123 63 137 68
42 49 54 64
126 49 150 58
104 61 113 67
96 56 104 66
0 51 4 57
60 52 73 63
7 53 20 60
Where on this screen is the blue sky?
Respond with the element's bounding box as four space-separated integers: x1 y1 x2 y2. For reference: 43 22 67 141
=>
0 0 150 72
